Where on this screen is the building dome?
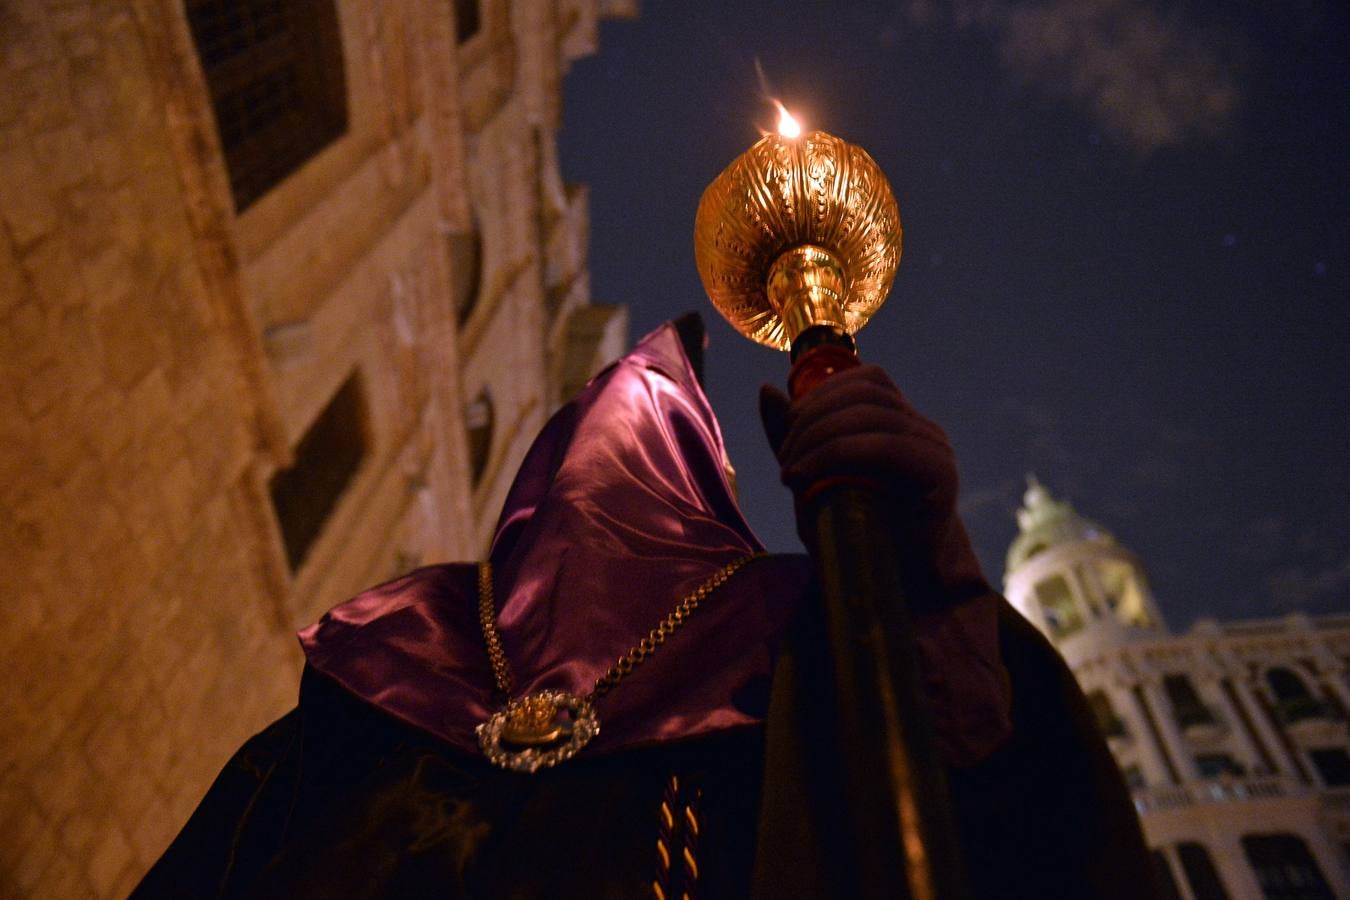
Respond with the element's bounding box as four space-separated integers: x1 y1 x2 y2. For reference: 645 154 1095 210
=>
1005 476 1115 573
1004 476 1165 647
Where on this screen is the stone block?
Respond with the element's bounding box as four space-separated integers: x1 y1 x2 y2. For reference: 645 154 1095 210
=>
88 131 134 188
87 825 133 897
32 397 87 476
31 123 96 190
80 245 135 311
2 19 59 70
57 808 99 858
69 53 117 137
0 227 29 318
80 386 134 463
159 456 198 544
11 821 60 896
84 711 135 782
19 358 70 418
98 303 160 389
28 743 88 823
0 124 59 246
44 859 95 899
20 230 89 310
128 796 178 866
21 58 77 135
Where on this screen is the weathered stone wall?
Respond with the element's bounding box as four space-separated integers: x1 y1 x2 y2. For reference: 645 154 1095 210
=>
0 3 303 894
0 0 627 895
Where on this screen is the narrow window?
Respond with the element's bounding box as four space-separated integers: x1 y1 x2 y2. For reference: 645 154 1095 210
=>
1309 748 1350 787
1164 674 1216 729
465 388 494 487
454 0 481 43
1241 833 1334 899
1177 842 1231 900
270 373 369 570
1266 667 1325 724
185 0 348 210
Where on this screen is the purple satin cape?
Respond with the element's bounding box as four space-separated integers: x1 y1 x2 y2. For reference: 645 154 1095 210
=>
299 321 810 756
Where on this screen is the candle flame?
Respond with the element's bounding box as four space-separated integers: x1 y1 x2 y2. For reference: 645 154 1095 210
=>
775 101 801 138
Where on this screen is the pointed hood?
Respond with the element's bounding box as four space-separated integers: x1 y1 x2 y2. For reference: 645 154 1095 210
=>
299 318 809 755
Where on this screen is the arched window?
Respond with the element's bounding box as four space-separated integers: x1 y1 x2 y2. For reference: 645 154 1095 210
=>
1241 833 1334 899
465 387 494 488
1163 674 1216 729
1034 574 1082 637
269 372 369 570
1266 667 1325 724
185 0 348 211
1176 842 1230 900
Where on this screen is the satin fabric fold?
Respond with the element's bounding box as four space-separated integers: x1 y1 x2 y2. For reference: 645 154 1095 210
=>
300 322 809 755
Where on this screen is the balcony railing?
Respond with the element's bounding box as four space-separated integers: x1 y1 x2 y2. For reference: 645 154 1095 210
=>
1132 776 1303 815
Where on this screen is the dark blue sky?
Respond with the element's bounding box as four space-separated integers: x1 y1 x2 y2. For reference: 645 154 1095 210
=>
558 1 1348 628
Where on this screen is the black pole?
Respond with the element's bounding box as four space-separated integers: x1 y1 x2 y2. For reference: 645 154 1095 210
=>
788 325 970 900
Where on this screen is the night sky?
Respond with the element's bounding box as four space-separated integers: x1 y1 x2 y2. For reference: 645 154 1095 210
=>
558 1 1349 629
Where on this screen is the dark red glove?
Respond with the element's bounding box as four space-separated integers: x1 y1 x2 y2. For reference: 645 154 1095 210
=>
760 364 1012 766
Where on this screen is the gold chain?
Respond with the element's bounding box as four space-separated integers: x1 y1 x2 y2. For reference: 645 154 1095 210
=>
476 554 762 704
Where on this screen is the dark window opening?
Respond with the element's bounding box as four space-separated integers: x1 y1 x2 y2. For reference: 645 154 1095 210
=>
1177 842 1231 900
270 373 369 570
1165 674 1217 729
1267 667 1327 724
1242 833 1334 899
1195 752 1246 780
1150 850 1185 900
465 388 493 487
1309 748 1350 787
1087 689 1127 738
454 0 481 43
1123 765 1147 790
1035 574 1082 637
185 0 348 210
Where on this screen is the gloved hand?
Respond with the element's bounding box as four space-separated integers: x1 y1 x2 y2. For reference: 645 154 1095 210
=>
759 364 1012 766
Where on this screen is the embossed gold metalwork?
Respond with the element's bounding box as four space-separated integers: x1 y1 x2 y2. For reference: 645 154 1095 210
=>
693 130 902 350
474 555 762 773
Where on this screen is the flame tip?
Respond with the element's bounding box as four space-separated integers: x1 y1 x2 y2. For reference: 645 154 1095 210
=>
773 99 802 139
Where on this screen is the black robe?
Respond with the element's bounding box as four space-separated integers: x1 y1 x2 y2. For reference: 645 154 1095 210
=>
132 589 1156 899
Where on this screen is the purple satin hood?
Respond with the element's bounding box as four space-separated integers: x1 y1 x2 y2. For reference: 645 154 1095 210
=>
300 321 809 755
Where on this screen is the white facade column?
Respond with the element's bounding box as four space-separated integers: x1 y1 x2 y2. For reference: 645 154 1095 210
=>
1298 825 1350 898
1316 666 1350 718
1112 680 1171 786
1141 678 1202 782
1204 676 1267 775
1229 677 1301 781
1208 832 1268 900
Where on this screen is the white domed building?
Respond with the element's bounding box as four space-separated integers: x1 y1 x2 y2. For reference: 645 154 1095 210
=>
1004 479 1350 899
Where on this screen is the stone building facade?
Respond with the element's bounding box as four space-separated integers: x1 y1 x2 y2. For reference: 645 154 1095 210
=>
0 0 632 895
1005 480 1350 899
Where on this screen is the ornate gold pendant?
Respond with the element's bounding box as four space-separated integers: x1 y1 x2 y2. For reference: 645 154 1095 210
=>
476 691 599 773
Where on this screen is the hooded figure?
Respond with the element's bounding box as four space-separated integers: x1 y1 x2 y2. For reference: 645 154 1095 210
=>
133 318 1152 899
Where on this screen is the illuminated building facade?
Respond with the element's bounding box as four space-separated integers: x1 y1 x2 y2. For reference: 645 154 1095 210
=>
0 0 632 894
1006 480 1350 898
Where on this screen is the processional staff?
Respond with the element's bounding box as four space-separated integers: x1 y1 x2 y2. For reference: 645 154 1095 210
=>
693 105 969 900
